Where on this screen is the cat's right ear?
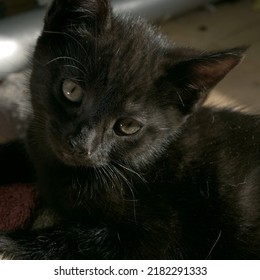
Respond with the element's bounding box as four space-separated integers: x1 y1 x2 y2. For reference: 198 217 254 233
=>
44 0 111 34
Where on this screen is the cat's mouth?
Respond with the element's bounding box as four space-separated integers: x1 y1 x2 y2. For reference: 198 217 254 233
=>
54 148 107 168
46 126 108 168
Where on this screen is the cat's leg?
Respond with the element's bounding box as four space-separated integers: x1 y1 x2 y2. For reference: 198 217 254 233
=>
0 224 122 260
0 222 182 259
0 140 35 186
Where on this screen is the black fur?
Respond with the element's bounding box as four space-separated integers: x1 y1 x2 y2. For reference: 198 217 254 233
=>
0 0 259 259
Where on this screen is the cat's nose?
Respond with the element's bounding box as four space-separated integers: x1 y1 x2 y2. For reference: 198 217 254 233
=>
67 138 85 154
67 128 98 155
68 138 77 150
67 137 91 156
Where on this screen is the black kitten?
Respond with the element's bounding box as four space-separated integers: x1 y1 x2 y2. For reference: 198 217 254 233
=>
0 0 259 259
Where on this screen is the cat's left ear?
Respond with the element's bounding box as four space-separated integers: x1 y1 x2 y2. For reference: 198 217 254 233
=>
160 47 247 114
44 0 111 34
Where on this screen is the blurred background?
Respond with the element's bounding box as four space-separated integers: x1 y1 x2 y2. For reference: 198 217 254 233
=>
0 0 260 143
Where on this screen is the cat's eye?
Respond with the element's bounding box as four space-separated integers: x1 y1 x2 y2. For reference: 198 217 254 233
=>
114 118 143 136
62 79 83 103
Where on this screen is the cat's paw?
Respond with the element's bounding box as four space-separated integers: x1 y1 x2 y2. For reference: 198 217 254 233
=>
0 235 23 260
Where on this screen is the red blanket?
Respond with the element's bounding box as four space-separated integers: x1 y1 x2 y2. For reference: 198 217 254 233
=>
0 184 38 232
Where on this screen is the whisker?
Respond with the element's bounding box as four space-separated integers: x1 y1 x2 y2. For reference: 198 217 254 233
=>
63 65 86 77
114 161 147 184
206 230 222 259
99 166 112 189
176 90 185 107
46 56 88 73
43 30 89 57
159 128 171 131
71 178 84 208
110 163 138 223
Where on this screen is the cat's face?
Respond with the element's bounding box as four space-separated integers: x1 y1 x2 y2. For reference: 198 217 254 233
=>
30 0 244 170
30 27 185 169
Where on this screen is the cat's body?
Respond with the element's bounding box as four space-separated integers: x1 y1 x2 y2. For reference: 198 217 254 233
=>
0 0 259 259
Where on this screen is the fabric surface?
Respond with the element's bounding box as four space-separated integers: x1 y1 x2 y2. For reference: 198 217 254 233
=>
0 184 38 232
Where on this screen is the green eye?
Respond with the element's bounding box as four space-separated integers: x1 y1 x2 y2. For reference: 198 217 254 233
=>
114 118 143 136
62 79 83 103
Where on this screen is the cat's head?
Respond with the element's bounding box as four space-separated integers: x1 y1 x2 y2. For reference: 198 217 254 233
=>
30 0 245 170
